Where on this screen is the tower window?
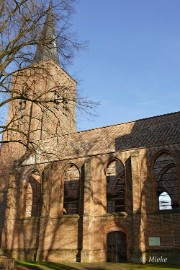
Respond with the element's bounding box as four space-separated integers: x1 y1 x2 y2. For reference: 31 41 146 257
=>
54 91 60 109
18 99 26 111
18 84 28 110
62 97 69 116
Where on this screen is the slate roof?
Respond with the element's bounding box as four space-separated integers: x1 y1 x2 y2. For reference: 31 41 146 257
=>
35 111 180 163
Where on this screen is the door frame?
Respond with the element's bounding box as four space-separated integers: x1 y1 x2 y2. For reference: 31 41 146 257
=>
105 226 127 263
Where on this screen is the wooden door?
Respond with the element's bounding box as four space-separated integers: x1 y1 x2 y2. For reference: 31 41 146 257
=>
107 231 127 263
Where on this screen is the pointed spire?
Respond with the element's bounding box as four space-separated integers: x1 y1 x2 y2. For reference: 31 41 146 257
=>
33 4 60 65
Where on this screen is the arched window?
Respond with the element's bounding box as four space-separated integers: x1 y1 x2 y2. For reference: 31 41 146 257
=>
154 153 179 210
106 159 125 213
24 170 41 218
159 192 172 210
63 164 80 215
25 183 33 217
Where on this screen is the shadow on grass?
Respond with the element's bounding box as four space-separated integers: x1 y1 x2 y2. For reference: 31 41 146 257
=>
38 262 78 270
16 261 42 270
83 268 105 270
16 261 180 270
16 261 78 270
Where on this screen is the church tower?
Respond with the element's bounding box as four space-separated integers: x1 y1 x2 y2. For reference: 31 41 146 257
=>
2 5 76 162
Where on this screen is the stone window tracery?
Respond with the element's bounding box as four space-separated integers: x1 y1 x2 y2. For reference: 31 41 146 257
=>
106 159 125 213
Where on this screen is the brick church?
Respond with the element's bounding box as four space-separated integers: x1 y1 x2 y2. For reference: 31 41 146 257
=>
0 6 180 264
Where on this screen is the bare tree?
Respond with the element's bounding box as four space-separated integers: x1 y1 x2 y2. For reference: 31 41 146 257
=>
0 0 97 159
0 1 99 262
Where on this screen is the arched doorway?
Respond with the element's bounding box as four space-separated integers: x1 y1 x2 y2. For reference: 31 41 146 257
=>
106 231 127 263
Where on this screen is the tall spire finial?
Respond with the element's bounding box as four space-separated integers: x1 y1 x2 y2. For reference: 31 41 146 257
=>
33 4 60 65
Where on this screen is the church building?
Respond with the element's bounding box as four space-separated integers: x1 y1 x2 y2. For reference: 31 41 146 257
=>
0 6 180 264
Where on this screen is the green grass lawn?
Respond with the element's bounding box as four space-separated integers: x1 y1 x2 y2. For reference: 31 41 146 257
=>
16 261 180 270
16 260 77 270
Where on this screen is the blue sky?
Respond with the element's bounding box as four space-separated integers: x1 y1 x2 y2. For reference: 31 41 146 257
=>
67 0 180 131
